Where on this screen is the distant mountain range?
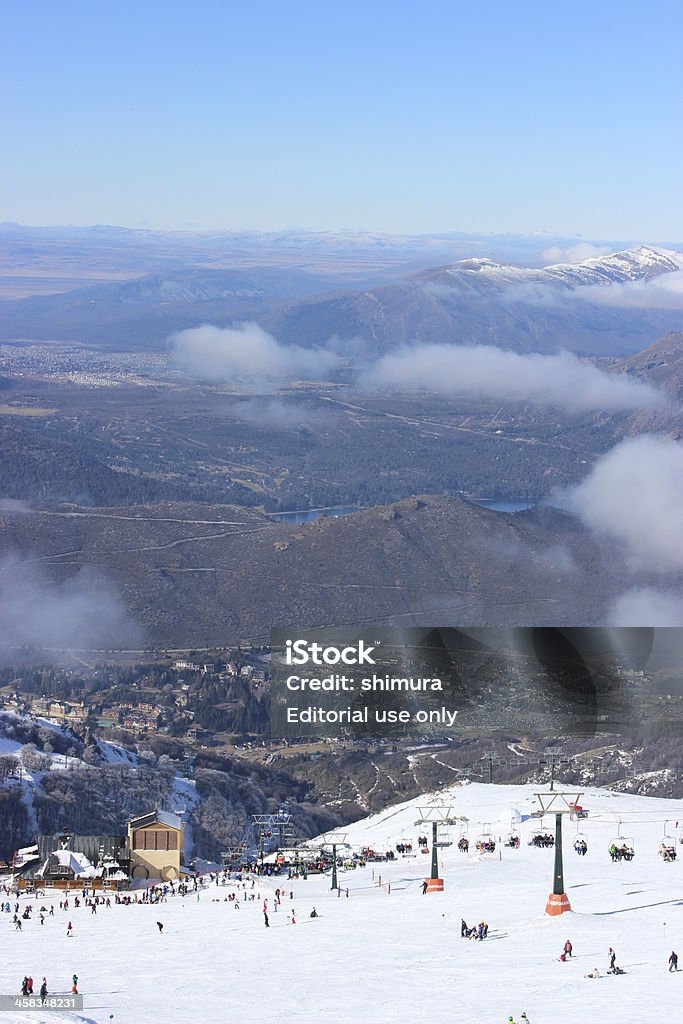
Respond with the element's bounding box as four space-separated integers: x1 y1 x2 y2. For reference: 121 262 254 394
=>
265 246 683 357
1 242 680 356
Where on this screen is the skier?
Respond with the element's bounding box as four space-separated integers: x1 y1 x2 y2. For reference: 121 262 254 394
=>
264 911 269 927
422 880 428 894
72 974 78 994
67 920 73 936
291 910 296 924
40 978 48 1004
21 978 28 997
156 921 164 932
669 951 679 972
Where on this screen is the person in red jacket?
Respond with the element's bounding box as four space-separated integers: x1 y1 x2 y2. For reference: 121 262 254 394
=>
563 940 573 958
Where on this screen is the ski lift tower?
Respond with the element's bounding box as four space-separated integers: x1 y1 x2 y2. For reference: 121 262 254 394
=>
318 831 349 891
538 748 570 791
534 790 583 915
481 750 506 784
251 807 297 863
414 804 458 893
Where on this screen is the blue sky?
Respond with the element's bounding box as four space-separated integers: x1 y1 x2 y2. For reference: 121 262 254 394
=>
3 0 682 239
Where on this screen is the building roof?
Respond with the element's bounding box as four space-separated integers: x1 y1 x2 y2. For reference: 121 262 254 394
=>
129 809 182 831
38 849 96 879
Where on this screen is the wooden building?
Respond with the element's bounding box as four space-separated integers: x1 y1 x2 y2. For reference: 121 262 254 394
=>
128 809 184 881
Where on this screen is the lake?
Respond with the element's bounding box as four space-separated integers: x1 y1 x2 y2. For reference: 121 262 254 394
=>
267 498 535 524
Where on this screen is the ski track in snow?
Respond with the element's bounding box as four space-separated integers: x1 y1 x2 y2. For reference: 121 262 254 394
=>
430 751 460 772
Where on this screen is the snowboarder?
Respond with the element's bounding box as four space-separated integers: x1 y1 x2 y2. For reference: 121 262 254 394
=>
264 911 269 927
40 978 47 1004
27 977 33 994
608 947 616 970
669 951 679 972
291 911 296 924
461 918 468 937
156 921 164 932
520 1015 530 1023
72 975 78 994
67 921 73 936
422 880 428 894
563 939 573 958
310 907 318 918
586 967 601 979
21 978 28 997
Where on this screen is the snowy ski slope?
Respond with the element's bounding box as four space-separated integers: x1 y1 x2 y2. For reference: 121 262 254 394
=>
1 782 681 1024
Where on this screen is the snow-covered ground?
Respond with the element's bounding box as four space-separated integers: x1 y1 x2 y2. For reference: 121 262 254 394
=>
1 781 681 1024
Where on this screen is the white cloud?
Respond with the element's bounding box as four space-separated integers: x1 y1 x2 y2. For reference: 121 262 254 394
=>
360 344 664 412
169 322 337 383
542 243 612 264
567 434 683 571
607 587 683 626
580 270 683 309
0 557 141 658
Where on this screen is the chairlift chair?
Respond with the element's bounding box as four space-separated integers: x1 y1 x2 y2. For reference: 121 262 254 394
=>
435 823 453 849
608 821 635 861
660 821 678 862
573 822 588 855
528 817 555 848
457 823 470 854
475 823 496 854
504 828 521 849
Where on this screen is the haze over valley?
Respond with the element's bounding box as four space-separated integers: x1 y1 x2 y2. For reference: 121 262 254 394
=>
0 227 682 649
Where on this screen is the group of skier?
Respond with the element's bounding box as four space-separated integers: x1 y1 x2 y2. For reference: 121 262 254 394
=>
19 976 48 1000
529 832 554 849
19 974 77 1000
461 918 489 940
608 842 635 862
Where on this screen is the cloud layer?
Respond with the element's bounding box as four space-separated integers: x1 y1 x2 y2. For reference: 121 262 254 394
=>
361 345 664 412
542 242 612 264
579 270 683 309
169 322 337 383
567 434 683 571
0 558 141 658
607 587 683 626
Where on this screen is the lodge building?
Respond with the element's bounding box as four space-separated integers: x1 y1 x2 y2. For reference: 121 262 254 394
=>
12 809 184 889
